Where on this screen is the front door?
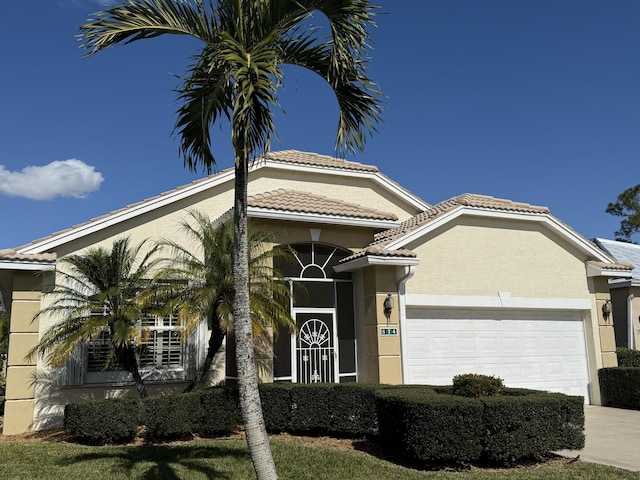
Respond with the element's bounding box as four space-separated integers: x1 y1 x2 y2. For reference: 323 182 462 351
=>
294 311 338 383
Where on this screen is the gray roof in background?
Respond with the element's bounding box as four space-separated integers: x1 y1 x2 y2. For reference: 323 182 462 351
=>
594 238 640 281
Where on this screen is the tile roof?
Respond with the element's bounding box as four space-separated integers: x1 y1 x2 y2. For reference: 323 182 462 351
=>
262 150 379 173
0 249 56 263
373 193 550 245
594 238 640 280
248 189 398 221
15 150 386 252
339 245 417 263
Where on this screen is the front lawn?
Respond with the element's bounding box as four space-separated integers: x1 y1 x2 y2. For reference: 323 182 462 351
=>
0 434 636 480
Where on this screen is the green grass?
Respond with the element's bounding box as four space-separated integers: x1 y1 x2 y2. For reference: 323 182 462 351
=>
0 437 636 480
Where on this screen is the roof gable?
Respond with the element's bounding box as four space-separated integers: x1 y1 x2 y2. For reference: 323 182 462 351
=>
372 193 621 266
16 150 426 255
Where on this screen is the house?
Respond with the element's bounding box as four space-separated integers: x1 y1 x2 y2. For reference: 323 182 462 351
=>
0 150 630 435
593 238 640 350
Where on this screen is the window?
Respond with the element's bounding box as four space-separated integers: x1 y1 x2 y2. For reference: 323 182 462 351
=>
87 315 183 373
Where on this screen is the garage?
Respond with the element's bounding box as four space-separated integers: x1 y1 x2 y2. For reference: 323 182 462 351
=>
403 308 591 401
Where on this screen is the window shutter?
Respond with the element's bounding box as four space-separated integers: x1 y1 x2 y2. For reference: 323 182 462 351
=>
60 343 86 386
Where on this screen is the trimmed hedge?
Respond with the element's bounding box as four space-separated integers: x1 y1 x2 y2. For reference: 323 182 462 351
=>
64 397 141 444
63 383 585 467
377 388 483 467
199 386 240 436
143 391 202 440
599 367 640 410
481 393 584 465
452 373 503 398
617 347 640 367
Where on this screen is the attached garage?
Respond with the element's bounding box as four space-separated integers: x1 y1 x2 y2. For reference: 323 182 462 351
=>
403 307 591 401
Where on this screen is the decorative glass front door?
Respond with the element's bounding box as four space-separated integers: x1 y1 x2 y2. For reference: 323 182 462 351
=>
294 312 337 383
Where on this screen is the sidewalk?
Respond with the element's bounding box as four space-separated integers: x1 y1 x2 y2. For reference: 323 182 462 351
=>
557 405 640 472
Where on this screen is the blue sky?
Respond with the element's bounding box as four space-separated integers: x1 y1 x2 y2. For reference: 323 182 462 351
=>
2 0 640 248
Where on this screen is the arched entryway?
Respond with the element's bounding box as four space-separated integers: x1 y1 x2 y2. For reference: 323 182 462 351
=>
273 243 356 383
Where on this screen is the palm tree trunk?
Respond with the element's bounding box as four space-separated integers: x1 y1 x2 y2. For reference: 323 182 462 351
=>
183 316 226 393
233 156 278 480
118 347 148 399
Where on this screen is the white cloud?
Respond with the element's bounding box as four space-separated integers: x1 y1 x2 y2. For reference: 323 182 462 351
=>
0 159 104 201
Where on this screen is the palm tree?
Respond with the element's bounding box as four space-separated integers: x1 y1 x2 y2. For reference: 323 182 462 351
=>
156 211 294 392
80 2 382 477
31 237 162 399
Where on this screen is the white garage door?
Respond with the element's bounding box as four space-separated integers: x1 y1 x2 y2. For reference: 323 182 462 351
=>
404 308 590 401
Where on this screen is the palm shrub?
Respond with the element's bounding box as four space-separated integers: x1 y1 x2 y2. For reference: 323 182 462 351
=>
453 373 504 397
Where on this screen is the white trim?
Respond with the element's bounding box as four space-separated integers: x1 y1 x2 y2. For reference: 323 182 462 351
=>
0 261 55 271
405 292 592 311
248 207 399 229
385 207 617 264
19 170 236 254
586 262 631 278
334 255 420 273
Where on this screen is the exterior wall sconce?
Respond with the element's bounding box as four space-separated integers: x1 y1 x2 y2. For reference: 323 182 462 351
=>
383 293 394 323
602 299 612 320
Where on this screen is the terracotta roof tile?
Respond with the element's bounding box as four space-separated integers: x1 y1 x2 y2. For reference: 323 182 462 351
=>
262 150 379 172
586 260 634 272
339 245 417 263
373 193 550 245
0 249 56 263
248 189 398 221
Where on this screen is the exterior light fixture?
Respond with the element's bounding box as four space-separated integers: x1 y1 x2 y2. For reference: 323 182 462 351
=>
383 293 394 323
602 299 612 320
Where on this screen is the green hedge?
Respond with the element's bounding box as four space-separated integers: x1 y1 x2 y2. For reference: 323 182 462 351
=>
198 386 240 436
376 388 483 467
481 393 585 465
616 347 640 367
64 397 141 444
143 391 202 440
599 367 640 410
63 383 584 467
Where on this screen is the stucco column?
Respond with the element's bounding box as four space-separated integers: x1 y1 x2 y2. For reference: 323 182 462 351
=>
361 266 402 384
3 272 41 435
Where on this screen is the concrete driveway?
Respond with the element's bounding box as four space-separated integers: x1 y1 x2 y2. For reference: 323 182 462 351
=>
557 405 640 472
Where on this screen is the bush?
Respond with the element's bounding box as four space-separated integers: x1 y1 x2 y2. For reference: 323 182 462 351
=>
143 392 202 441
260 383 294 433
599 367 640 409
481 393 585 465
616 347 640 367
198 387 240 436
327 383 380 436
376 388 484 468
289 383 332 434
453 373 503 397
64 397 140 444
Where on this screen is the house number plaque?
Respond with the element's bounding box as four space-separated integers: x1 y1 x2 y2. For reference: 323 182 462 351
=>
380 327 398 336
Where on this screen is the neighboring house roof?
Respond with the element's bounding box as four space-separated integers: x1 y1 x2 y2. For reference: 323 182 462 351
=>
14 150 427 255
594 238 640 281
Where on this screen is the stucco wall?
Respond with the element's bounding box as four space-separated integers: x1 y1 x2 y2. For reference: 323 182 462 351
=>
405 216 590 298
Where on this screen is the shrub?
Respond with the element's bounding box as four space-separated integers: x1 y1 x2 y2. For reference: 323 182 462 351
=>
64 397 140 444
616 347 640 367
481 393 585 465
376 387 484 468
599 367 640 409
327 383 380 436
288 383 332 434
143 392 201 441
198 387 240 436
260 382 294 433
452 373 503 397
